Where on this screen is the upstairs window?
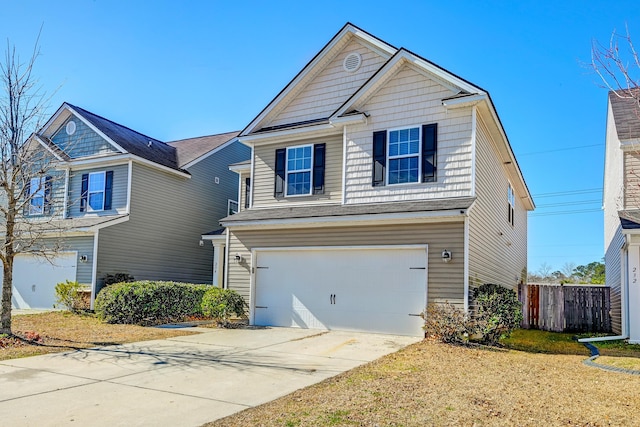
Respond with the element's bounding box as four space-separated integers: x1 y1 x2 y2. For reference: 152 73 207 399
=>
372 123 437 187
274 144 325 198
29 177 45 215
388 127 420 184
81 171 113 212
286 145 312 196
508 183 515 226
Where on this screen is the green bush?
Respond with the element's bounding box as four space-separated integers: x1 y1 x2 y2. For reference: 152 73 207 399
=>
94 281 210 325
423 302 476 344
54 280 87 313
201 287 247 325
473 283 523 345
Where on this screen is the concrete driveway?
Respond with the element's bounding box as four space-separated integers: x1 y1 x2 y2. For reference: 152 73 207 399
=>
0 327 420 426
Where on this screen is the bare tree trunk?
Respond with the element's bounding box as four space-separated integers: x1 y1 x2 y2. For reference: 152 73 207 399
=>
0 252 13 335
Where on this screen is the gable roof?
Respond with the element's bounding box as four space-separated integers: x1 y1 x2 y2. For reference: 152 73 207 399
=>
609 90 640 141
167 131 240 168
65 104 180 170
240 22 397 136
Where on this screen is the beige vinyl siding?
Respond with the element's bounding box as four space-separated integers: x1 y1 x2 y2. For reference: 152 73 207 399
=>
67 164 129 217
468 114 527 291
269 39 388 128
227 221 465 308
344 65 474 204
624 151 640 210
252 135 343 207
35 236 95 285
96 141 250 287
606 226 624 334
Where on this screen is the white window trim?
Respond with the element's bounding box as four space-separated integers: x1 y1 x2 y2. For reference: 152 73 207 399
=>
508 182 515 226
386 125 422 186
29 177 45 216
88 171 106 212
284 144 314 197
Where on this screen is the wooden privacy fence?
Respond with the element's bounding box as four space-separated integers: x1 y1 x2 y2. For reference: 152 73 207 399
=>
519 284 611 333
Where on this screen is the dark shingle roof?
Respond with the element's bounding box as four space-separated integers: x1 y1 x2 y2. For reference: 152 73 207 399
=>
67 104 180 171
609 90 640 141
221 197 475 224
167 131 239 167
620 210 640 230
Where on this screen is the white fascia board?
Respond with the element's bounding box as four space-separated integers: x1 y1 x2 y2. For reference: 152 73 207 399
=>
442 94 487 108
239 123 337 145
202 233 226 241
38 103 72 136
620 139 640 151
65 105 127 154
33 135 65 161
64 154 191 178
222 209 466 229
621 227 640 235
229 163 251 173
181 138 238 170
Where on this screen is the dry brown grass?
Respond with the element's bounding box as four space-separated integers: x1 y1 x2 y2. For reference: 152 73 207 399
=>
206 340 640 427
0 311 195 361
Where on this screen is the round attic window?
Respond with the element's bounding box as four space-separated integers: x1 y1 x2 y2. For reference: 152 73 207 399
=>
65 120 77 135
343 52 362 73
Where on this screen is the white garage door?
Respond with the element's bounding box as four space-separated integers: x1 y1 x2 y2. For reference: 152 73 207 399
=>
7 252 78 309
253 246 427 336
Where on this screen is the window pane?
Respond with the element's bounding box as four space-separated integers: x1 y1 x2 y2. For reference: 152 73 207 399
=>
389 142 398 156
89 173 105 192
89 192 104 210
287 171 311 195
389 131 398 144
410 127 419 140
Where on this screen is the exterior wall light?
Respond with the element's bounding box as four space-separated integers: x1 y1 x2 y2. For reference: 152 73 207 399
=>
441 250 452 263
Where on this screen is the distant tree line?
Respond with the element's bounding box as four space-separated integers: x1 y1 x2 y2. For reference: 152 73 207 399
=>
527 260 605 285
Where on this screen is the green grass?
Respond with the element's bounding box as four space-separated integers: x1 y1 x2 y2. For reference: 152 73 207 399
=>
502 329 640 358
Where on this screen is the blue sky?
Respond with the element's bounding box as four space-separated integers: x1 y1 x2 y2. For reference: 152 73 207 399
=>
2 0 638 274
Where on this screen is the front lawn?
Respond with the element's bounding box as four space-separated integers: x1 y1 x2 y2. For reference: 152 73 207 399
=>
0 311 196 361
206 330 640 427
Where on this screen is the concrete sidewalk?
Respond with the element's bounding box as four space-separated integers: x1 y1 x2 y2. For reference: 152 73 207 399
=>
0 327 420 426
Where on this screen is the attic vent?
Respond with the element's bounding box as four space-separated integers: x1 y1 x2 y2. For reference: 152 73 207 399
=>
65 120 77 135
343 52 362 73
147 141 153 147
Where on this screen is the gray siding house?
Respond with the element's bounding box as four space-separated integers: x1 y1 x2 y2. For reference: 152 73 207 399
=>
9 103 249 309
603 90 640 343
218 23 534 337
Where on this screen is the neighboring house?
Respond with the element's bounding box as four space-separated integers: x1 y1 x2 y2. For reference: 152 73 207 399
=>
603 90 640 343
7 103 249 309
218 23 534 337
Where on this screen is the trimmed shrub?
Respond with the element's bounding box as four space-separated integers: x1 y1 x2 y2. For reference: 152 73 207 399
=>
423 302 476 344
54 280 88 313
473 283 523 345
201 287 247 325
94 281 210 325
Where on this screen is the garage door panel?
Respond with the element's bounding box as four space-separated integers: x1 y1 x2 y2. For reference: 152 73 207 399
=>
254 247 427 336
6 253 77 309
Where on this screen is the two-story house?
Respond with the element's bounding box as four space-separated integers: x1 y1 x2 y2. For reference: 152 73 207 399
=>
604 89 640 343
219 23 534 337
9 103 249 309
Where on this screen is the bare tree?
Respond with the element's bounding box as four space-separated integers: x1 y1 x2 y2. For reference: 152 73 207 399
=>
561 261 576 282
591 24 640 109
537 262 553 281
0 35 63 335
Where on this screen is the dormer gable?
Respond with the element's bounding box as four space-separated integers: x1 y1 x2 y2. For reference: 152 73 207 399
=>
241 23 396 136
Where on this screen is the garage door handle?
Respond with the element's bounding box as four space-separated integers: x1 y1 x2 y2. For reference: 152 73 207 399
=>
255 306 268 309
329 294 336 304
409 267 426 270
408 313 423 317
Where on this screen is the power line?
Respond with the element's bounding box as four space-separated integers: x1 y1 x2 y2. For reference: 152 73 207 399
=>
529 208 601 217
532 188 603 198
536 199 601 208
519 143 604 156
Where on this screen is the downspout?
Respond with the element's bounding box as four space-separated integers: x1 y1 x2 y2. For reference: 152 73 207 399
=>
89 230 99 310
62 167 70 219
223 228 230 290
342 125 348 205
463 204 472 313
579 236 629 343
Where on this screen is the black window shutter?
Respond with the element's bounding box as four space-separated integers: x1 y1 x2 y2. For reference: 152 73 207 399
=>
313 143 325 195
80 173 89 212
23 180 31 215
104 171 114 210
372 131 387 187
245 177 251 209
43 176 53 215
274 148 286 197
422 123 437 183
